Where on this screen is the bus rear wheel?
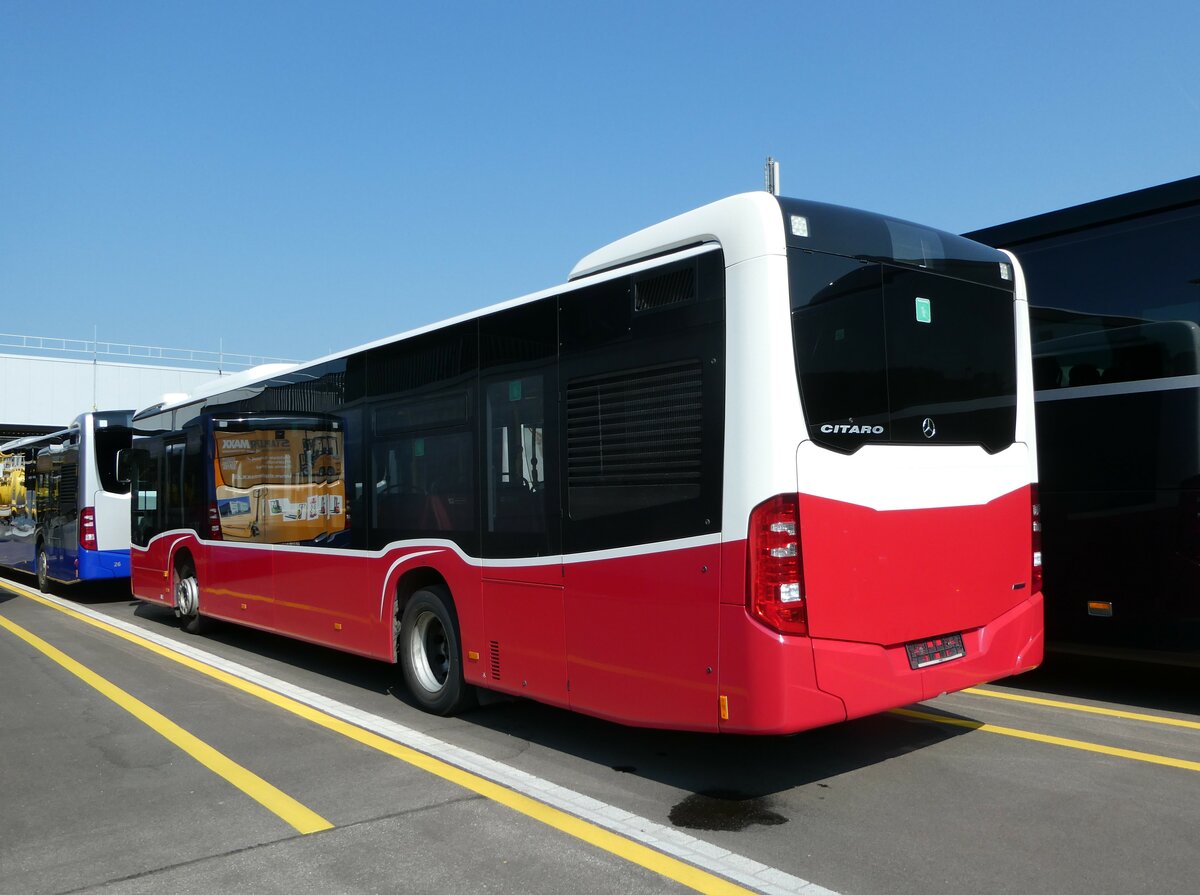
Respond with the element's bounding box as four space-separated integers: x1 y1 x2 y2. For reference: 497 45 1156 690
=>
399 586 474 715
173 564 209 635
36 545 49 593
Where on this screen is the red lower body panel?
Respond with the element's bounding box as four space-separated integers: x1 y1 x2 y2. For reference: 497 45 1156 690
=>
132 509 1042 734
810 591 1043 721
718 591 1042 733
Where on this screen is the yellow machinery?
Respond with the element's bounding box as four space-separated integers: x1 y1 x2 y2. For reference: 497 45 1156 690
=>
0 454 28 519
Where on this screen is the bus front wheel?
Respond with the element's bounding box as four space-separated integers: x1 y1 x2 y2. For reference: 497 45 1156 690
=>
399 587 474 716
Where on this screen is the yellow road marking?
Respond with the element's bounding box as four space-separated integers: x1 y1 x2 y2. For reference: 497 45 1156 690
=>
0 612 332 836
892 708 1200 773
5 586 755 895
962 687 1200 731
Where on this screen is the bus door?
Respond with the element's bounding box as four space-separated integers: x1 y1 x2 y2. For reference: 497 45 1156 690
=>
128 440 165 596
479 303 567 707
256 421 351 645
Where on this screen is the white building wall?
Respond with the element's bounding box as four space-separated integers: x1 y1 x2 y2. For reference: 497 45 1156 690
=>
0 354 228 427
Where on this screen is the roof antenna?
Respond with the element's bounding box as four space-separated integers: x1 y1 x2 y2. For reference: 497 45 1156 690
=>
764 156 780 196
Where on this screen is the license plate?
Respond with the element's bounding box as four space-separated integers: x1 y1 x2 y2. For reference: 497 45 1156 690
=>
905 633 966 669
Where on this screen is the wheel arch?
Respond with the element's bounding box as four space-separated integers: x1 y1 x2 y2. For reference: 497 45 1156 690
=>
391 566 453 662
172 545 196 576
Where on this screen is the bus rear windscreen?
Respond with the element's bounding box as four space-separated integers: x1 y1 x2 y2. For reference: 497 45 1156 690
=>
790 251 1017 453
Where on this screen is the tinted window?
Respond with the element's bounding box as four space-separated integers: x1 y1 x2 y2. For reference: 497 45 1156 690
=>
364 323 477 399
883 267 1017 447
779 197 1012 288
788 256 889 435
164 441 187 531
94 425 132 494
360 320 481 553
371 389 475 542
479 298 558 558
372 430 475 537
129 445 160 547
485 375 550 543
791 250 1017 453
1011 206 1200 388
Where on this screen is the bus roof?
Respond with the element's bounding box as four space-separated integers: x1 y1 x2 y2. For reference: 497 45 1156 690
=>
0 428 72 454
133 363 298 423
570 192 784 280
965 175 1200 247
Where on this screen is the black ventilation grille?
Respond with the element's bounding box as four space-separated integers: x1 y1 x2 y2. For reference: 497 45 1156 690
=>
634 266 695 312
489 641 501 680
566 360 703 492
58 465 78 506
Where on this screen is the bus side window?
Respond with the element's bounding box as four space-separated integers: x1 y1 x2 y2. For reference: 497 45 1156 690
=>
478 297 559 558
129 447 160 547
486 376 546 535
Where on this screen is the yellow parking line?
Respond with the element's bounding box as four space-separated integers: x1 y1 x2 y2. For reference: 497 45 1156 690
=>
6 586 755 895
892 707 1200 773
0 613 332 836
962 687 1200 730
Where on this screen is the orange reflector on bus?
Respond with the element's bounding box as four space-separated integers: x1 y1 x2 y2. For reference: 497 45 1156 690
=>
467 651 480 662
1087 601 1113 617
719 695 729 721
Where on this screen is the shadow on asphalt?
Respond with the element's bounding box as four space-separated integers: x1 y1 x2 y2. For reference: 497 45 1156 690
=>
0 569 134 605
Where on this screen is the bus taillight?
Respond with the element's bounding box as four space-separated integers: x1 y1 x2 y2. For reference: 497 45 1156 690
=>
1031 484 1043 593
747 493 807 636
208 503 223 540
79 506 97 550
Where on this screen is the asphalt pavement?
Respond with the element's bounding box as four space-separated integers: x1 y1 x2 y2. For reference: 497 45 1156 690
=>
2 573 1197 895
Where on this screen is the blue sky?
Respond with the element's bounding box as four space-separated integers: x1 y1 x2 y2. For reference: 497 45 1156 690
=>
2 1 1197 364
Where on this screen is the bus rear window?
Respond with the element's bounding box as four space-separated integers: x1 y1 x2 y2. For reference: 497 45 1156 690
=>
94 426 132 494
790 251 1017 453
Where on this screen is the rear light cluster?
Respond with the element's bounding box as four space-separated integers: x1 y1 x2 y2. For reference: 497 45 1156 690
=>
747 494 807 636
208 503 223 540
79 507 97 550
1031 484 1043 593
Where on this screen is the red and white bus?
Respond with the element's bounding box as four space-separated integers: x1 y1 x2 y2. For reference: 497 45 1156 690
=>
125 192 1042 733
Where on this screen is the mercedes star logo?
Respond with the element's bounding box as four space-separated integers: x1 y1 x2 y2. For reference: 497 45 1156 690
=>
922 417 936 438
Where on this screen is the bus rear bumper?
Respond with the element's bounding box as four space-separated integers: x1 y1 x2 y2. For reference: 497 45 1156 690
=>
811 591 1044 721
78 548 131 581
717 593 1042 734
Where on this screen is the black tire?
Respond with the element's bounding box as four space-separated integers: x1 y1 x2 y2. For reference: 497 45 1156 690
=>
399 586 474 715
173 563 209 635
36 544 49 594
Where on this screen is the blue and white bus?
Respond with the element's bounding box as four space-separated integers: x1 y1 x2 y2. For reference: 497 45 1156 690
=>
0 410 134 590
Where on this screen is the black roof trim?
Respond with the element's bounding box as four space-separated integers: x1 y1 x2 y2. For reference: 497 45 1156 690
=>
965 175 1200 247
